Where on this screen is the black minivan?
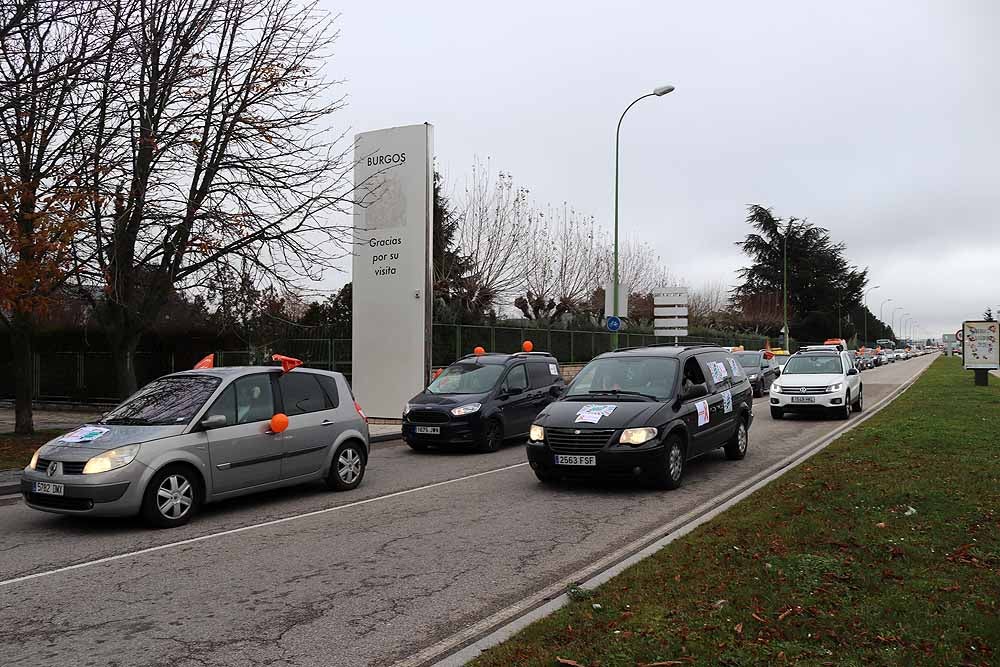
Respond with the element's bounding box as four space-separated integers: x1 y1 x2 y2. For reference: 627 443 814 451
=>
403 352 564 452
526 344 753 488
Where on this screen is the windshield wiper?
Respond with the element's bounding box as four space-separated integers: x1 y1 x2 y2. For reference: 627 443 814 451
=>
585 389 658 401
100 417 154 425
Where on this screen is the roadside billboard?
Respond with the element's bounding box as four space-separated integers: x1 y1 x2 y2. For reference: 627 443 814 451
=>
352 124 433 418
962 321 999 370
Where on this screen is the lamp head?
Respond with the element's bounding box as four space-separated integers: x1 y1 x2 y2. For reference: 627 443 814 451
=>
653 85 675 96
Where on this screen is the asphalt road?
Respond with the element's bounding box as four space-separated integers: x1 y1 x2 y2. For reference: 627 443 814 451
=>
0 355 935 667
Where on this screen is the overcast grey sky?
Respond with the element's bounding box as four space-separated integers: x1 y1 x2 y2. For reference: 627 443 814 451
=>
319 0 998 339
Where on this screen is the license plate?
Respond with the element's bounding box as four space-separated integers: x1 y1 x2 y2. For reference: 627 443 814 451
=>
415 426 440 435
791 396 816 404
554 454 596 466
33 481 64 496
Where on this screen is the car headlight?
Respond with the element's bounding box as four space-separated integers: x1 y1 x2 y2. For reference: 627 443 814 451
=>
529 424 544 442
82 444 140 474
29 448 40 470
771 384 782 393
450 403 482 417
826 383 843 392
619 427 658 446
402 403 412 416
749 374 759 380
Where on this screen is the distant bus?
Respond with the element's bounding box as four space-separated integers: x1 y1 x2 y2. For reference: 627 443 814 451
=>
876 338 895 350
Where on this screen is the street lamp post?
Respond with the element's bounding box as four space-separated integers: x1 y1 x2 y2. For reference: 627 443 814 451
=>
611 84 675 348
880 298 893 326
891 306 903 340
783 220 792 351
863 286 880 347
901 313 910 344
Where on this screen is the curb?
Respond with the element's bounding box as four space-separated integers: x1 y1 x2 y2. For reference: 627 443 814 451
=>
371 432 403 444
408 357 936 667
0 468 22 496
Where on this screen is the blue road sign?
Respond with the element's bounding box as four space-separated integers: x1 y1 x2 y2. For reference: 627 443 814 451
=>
607 316 622 332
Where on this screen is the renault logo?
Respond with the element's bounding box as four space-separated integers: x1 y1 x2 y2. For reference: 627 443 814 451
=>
46 461 58 477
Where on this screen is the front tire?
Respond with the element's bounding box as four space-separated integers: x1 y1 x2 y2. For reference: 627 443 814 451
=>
853 386 864 412
141 465 202 528
753 382 763 398
406 439 428 452
770 407 784 419
479 420 503 453
724 419 749 460
534 467 558 485
326 441 366 491
653 435 685 490
838 392 852 420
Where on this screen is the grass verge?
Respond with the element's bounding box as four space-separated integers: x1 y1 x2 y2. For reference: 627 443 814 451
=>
469 358 999 666
0 430 63 470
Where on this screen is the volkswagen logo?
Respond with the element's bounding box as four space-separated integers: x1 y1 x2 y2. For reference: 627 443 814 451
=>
799 387 807 394
46 461 58 477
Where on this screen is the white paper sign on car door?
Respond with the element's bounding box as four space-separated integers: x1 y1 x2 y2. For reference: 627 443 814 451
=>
722 390 733 414
695 400 710 426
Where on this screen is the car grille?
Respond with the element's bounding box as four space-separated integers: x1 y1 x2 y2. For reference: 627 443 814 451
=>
777 386 828 395
407 410 450 424
24 493 93 511
546 428 615 454
36 458 87 475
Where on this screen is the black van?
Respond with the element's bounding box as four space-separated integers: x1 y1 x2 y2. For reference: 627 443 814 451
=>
403 352 564 452
526 344 753 488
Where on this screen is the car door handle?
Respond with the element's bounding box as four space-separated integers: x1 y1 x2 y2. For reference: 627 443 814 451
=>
322 420 334 426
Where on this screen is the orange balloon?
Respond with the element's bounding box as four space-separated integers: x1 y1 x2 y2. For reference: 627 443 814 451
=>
270 413 289 433
473 346 486 356
522 340 534 352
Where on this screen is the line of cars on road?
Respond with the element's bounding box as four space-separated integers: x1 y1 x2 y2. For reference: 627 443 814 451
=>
20 340 930 528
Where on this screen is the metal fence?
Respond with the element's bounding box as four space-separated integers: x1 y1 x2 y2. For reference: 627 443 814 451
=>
4 324 773 402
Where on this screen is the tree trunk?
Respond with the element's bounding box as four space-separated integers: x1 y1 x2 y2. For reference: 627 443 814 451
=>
110 335 140 399
11 324 35 435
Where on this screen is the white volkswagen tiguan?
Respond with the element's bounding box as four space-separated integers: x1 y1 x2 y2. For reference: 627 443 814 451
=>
769 348 863 420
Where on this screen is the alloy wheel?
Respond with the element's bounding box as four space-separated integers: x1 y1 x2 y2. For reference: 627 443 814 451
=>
338 447 362 484
738 423 748 454
156 474 193 520
668 443 683 481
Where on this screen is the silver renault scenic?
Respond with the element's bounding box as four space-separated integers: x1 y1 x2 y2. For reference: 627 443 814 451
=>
21 366 370 527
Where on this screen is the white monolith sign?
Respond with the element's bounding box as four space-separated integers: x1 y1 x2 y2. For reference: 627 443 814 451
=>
352 124 433 418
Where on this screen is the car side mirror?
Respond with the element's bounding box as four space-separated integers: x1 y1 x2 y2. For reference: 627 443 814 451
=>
549 384 564 398
847 368 860 376
506 386 524 397
681 382 709 401
200 414 228 430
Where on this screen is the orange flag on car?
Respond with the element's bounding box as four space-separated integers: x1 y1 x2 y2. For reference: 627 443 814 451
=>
272 354 303 373
193 354 214 369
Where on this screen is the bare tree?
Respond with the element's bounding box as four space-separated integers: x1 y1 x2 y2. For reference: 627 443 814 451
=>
516 204 605 321
454 158 530 315
601 237 674 295
687 280 728 327
0 0 116 432
68 0 355 395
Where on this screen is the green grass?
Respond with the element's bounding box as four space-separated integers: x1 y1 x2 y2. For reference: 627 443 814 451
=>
0 430 63 470
469 358 1000 667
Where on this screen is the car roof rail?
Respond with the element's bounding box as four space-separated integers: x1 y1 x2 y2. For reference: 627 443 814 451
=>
611 343 721 353
511 351 556 358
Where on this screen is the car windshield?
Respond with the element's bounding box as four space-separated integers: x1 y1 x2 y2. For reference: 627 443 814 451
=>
566 357 679 400
426 363 504 394
733 352 763 369
782 355 843 375
101 375 221 425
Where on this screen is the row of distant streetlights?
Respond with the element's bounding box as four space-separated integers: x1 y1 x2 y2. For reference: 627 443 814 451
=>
613 84 923 348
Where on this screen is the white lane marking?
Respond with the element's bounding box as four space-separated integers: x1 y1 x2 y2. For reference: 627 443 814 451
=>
0 462 528 589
